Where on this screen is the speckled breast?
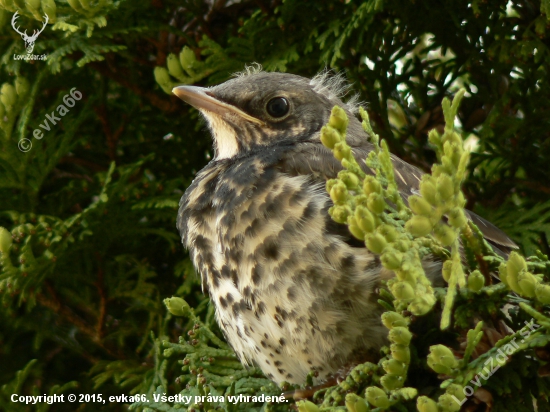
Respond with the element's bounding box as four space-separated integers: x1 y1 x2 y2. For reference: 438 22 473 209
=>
178 149 386 384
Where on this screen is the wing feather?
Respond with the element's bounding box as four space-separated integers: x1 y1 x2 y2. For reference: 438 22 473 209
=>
278 141 517 254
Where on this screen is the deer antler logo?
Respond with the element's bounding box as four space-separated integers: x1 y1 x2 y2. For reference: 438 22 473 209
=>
11 12 49 54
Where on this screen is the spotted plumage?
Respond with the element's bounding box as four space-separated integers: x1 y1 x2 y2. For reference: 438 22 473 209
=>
174 69 516 384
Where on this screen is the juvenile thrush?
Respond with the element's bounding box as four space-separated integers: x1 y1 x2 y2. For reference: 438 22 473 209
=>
173 68 516 385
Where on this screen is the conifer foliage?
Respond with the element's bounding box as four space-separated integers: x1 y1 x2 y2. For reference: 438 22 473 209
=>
0 1 549 411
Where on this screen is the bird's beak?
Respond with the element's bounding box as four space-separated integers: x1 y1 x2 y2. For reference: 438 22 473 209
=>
172 85 264 126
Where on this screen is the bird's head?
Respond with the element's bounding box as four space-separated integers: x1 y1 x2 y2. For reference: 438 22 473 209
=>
173 67 363 160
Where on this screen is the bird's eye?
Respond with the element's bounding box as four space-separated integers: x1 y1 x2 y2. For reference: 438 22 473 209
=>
266 97 290 118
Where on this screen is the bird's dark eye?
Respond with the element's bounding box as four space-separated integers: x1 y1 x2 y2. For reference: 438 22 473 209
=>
266 97 289 118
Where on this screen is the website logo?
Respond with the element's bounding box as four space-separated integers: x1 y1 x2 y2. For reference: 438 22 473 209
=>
11 12 48 61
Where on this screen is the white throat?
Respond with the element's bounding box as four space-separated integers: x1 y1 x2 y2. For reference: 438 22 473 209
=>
202 110 240 160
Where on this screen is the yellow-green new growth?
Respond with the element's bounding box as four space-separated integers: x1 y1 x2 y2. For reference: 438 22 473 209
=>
0 227 12 254
296 400 320 412
41 0 57 22
0 76 32 139
404 90 469 247
322 104 441 410
404 89 470 330
322 106 437 319
164 296 192 317
344 393 369 412
364 309 415 407
0 83 16 111
417 396 438 412
320 92 487 411
155 42 224 94
498 251 550 304
427 344 458 376
365 386 390 409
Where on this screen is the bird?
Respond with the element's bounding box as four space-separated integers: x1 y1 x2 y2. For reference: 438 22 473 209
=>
172 67 517 385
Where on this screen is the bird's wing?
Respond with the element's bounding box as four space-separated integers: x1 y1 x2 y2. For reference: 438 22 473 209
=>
278 141 517 253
